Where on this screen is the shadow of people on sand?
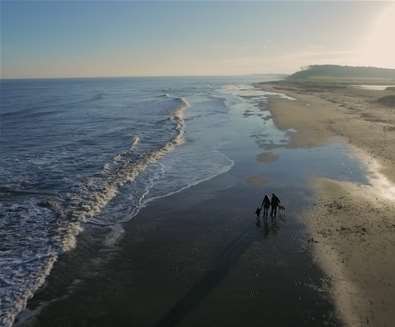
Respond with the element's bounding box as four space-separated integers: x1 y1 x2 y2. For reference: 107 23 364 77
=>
156 206 287 327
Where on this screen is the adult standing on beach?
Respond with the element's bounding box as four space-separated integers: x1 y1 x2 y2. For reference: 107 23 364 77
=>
270 193 280 219
261 195 271 222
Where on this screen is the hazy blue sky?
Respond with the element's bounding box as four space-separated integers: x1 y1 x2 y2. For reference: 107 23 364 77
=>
1 1 394 78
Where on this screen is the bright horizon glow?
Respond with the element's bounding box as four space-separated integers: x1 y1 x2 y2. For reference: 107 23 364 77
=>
354 3 395 69
1 1 394 79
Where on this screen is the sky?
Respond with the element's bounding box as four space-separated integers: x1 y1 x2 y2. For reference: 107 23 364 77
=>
1 1 395 79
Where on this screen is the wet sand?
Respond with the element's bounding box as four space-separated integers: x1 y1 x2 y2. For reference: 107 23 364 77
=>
21 170 337 327
258 82 395 183
256 151 279 164
257 81 395 326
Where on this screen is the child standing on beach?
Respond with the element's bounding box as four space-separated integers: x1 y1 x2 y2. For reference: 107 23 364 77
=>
255 206 262 226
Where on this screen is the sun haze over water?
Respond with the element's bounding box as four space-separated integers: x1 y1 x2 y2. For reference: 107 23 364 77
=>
1 1 394 79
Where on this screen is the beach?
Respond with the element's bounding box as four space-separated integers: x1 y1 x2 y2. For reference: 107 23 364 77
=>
9 77 344 327
258 82 395 182
3 1 395 326
21 169 337 327
257 81 395 326
8 76 395 327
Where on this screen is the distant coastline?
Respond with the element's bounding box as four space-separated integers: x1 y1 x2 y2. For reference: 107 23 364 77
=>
287 64 395 84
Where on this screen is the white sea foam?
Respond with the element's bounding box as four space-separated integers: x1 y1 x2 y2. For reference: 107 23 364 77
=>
222 84 295 100
60 97 190 252
144 152 234 206
352 84 395 91
0 97 190 327
0 201 58 327
131 135 140 148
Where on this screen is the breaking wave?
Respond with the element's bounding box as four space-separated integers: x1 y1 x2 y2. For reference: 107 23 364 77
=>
0 97 189 327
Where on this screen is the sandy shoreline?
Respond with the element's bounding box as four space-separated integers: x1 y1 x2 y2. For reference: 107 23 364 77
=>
21 164 338 327
257 81 395 326
259 82 395 183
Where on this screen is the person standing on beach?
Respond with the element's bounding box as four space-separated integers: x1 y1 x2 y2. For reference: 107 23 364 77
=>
255 205 262 226
261 195 271 222
270 193 280 219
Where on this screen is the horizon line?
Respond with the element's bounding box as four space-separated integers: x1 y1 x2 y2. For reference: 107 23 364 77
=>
0 72 289 81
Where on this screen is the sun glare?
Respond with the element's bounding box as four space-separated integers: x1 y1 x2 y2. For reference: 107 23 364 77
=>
358 4 395 68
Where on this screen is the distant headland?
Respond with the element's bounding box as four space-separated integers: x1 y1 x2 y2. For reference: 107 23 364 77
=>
288 64 395 83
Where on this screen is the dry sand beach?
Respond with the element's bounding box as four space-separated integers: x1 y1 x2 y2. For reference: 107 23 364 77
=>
257 81 395 326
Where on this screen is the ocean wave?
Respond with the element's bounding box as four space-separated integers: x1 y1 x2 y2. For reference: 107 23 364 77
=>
0 97 189 327
0 200 58 327
0 187 58 197
0 92 105 119
158 93 171 98
97 150 234 248
144 151 234 206
60 96 189 250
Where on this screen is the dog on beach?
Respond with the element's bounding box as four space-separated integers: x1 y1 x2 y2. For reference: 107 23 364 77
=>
278 204 286 216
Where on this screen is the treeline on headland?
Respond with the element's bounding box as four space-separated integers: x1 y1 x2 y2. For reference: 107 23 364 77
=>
288 65 395 83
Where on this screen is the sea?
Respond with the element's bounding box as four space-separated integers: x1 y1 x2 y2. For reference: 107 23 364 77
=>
1 75 289 326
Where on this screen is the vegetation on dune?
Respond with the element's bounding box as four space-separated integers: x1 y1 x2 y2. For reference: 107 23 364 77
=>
288 65 395 83
377 95 395 108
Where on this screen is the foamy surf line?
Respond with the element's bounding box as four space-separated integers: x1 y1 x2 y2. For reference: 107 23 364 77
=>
62 100 189 250
0 98 189 327
104 151 235 247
